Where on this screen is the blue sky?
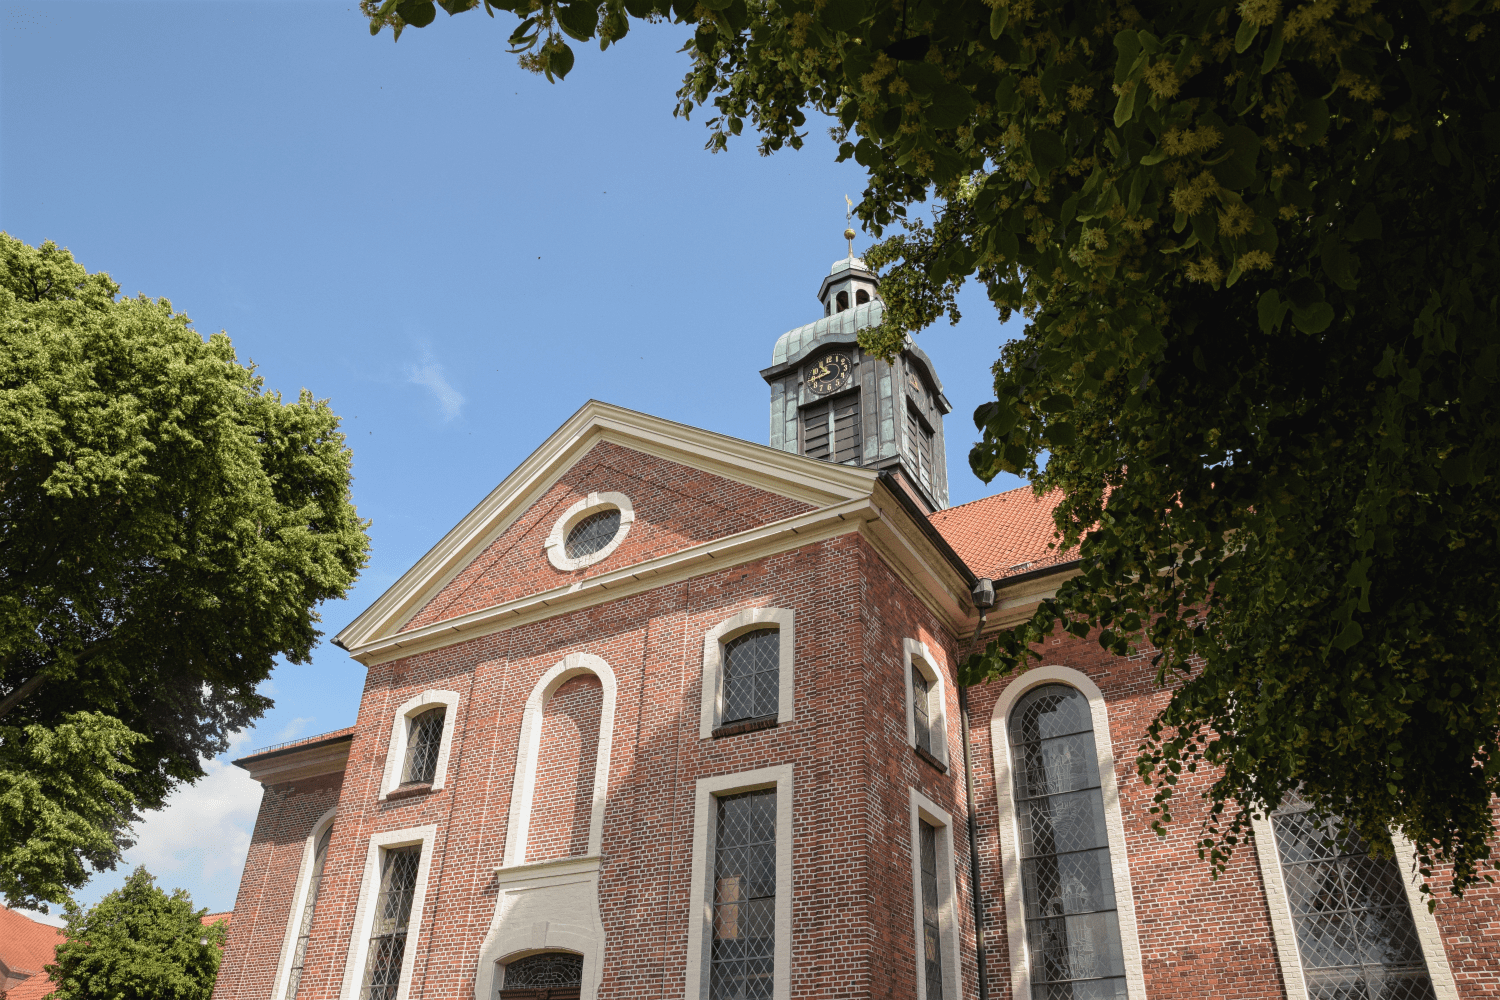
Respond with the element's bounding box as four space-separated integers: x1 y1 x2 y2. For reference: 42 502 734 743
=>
1 0 1024 919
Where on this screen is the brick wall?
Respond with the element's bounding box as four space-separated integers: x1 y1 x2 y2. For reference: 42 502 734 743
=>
527 675 604 862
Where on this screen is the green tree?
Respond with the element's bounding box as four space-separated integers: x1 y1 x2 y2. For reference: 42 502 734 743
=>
364 0 1500 895
46 867 226 1000
0 234 370 909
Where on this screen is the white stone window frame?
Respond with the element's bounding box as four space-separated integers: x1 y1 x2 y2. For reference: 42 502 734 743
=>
908 788 964 1000
989 665 1147 1000
684 764 795 1000
698 608 796 739
545 492 635 572
903 638 951 768
270 806 338 1000
378 689 461 801
1250 811 1459 1000
501 652 618 868
338 824 438 1000
472 855 608 1000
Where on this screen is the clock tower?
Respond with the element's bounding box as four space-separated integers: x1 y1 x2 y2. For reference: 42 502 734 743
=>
760 238 951 512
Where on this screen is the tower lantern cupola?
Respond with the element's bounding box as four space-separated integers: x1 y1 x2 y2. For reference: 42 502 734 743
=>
760 230 952 512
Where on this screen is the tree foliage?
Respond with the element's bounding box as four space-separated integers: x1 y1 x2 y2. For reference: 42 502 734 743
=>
360 0 1500 894
0 235 371 908
46 866 226 1000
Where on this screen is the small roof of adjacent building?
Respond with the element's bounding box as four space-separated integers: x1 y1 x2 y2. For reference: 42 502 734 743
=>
928 484 1075 581
0 907 64 997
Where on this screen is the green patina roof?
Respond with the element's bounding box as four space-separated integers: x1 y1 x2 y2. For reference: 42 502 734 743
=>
771 299 885 367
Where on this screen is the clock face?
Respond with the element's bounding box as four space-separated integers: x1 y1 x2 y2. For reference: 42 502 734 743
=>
806 352 853 395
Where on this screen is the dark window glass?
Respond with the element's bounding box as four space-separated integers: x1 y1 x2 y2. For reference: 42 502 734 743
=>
912 667 934 756
836 290 850 312
1271 794 1436 1000
359 845 422 1000
906 402 935 489
503 952 584 991
919 820 945 999
711 790 777 1000
722 629 779 724
401 708 445 785
565 509 621 560
285 824 333 999
1009 684 1127 1000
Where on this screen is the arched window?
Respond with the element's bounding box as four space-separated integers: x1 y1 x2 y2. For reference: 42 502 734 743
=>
855 289 870 305
499 952 584 1000
836 290 850 312
1008 683 1128 1000
401 707 445 785
722 628 780 724
282 820 334 999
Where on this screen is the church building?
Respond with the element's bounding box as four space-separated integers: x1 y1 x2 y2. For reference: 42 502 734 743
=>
213 247 1500 1000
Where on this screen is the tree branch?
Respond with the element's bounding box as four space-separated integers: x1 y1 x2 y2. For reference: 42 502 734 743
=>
0 672 48 721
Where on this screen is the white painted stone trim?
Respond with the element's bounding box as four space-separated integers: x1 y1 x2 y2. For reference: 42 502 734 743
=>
545 492 635 571
339 824 438 1000
698 608 796 739
502 653 617 867
270 806 337 1000
378 690 461 800
472 856 606 1000
684 765 795 1000
1250 813 1459 1000
989 666 1146 1000
902 638 950 768
908 788 964 1000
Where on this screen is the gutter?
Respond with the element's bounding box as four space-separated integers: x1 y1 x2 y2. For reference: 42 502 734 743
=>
876 472 978 588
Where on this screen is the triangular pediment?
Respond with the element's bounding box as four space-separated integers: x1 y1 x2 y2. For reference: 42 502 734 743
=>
335 401 878 657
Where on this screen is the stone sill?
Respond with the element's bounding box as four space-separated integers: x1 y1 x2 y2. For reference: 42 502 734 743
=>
386 782 434 801
915 745 949 774
712 716 778 739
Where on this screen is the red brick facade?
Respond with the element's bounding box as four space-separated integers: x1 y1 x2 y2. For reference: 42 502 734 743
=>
218 413 1499 1000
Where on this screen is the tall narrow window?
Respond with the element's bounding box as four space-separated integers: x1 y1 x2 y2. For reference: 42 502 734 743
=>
722 629 779 724
918 820 944 1000
360 846 422 1000
1270 794 1436 1000
711 789 777 1000
912 667 934 756
500 952 584 1000
285 825 333 999
401 708 445 785
906 402 934 489
1009 684 1127 1000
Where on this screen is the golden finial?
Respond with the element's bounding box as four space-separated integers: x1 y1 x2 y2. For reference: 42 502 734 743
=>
844 194 856 257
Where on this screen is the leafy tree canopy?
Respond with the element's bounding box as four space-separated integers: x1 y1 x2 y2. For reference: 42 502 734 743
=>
0 235 370 908
46 866 226 1000
361 0 1500 895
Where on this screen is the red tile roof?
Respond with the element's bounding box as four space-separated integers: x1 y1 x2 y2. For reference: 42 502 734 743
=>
0 907 63 998
201 911 232 927
928 484 1075 581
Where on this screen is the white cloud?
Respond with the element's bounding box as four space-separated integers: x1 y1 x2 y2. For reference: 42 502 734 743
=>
407 350 465 421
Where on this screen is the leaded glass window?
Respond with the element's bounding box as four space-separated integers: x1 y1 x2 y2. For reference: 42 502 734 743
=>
285 824 333 999
501 952 583 997
359 845 421 1000
1270 795 1436 1000
1008 684 1127 1000
711 789 777 1000
913 666 934 756
722 629 779 724
565 509 621 560
918 820 945 1000
401 708 445 785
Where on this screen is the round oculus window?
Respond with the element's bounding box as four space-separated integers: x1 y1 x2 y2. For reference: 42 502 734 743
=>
565 508 622 559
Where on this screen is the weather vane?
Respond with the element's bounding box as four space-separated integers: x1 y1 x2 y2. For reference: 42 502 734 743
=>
844 194 856 258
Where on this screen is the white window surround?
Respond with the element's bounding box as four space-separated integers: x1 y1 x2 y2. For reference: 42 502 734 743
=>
908 788 964 1000
472 855 607 1000
684 765 795 1000
502 652 617 868
338 824 438 1000
378 690 461 800
698 608 796 739
545 492 635 572
1250 814 1459 1000
989 665 1147 1000
903 638 951 768
270 807 338 1000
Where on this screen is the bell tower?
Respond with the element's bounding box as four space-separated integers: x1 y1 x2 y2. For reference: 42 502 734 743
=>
760 226 951 512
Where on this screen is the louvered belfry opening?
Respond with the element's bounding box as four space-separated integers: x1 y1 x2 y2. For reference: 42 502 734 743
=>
1008 684 1128 1000
918 820 945 1000
906 401 934 490
711 789 777 1000
722 628 779 724
499 952 584 1000
359 846 422 1000
401 708 445 785
1270 794 1437 1000
800 394 861 466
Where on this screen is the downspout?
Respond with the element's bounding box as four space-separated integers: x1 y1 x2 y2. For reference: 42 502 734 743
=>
959 577 996 1000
